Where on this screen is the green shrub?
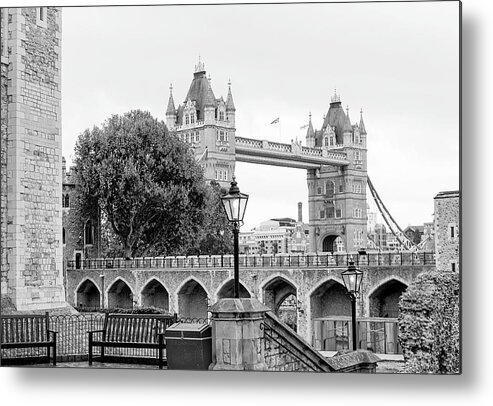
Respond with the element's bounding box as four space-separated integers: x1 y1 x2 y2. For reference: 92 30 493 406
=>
398 271 460 374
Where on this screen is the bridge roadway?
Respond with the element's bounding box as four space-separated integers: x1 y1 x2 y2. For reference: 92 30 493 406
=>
67 252 435 345
234 136 350 169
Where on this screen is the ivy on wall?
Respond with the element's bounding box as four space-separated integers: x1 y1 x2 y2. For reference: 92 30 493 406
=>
398 271 460 374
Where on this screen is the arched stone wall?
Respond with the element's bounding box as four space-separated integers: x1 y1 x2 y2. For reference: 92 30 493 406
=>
177 278 209 320
107 278 134 309
75 278 101 309
216 279 251 300
140 278 170 311
368 279 408 318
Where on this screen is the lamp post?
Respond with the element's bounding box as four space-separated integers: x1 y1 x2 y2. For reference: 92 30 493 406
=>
100 273 105 310
220 176 249 298
341 261 363 351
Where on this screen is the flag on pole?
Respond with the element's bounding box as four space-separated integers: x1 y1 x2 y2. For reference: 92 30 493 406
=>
300 124 308 130
270 117 280 124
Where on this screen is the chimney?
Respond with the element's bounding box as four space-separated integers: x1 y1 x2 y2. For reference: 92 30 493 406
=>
298 202 303 223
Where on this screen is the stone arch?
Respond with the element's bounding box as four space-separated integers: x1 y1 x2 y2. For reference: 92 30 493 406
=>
75 278 101 309
215 279 251 300
309 277 350 319
140 278 170 311
107 277 134 310
322 234 339 253
368 277 409 318
260 274 298 313
261 275 299 331
176 277 209 320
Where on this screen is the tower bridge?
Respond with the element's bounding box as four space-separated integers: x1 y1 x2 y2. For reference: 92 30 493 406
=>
166 61 368 254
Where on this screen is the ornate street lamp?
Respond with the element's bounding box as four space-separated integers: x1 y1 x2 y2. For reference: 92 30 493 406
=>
341 261 363 351
220 176 249 298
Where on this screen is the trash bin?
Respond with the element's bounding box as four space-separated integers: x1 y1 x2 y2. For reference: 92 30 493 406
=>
165 322 212 370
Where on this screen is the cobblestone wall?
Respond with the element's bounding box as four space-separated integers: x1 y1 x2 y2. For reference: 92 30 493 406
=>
434 191 460 273
2 7 65 310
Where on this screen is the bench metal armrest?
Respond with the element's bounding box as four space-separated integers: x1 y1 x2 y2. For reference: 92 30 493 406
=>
48 329 58 337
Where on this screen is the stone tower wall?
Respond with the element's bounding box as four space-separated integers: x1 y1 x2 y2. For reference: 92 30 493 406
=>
434 191 460 273
1 7 65 310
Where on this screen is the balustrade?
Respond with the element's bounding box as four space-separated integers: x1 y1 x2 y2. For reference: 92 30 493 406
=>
66 252 435 270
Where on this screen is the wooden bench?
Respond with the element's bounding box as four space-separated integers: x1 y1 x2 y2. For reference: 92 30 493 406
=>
88 313 178 369
0 313 58 366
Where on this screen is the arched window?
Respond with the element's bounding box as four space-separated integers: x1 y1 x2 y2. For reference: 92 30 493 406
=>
62 194 70 208
330 136 334 146
325 181 335 197
85 220 94 246
185 114 189 125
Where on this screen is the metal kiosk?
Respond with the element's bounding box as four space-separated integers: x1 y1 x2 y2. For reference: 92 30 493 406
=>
165 322 212 370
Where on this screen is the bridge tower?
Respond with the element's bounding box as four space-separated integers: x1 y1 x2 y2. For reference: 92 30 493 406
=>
165 59 236 189
306 92 368 253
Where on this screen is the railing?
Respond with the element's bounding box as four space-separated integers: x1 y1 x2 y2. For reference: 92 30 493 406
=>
67 252 435 270
312 316 402 355
262 312 333 372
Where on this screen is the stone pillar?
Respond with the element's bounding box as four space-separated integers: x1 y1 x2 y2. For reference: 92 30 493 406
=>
208 298 270 371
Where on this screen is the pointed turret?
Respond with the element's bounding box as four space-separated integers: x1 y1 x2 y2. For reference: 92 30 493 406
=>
226 80 235 111
305 112 315 148
344 105 352 133
166 84 176 129
359 108 367 135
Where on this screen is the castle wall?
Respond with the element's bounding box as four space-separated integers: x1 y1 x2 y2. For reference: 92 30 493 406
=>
434 191 460 273
1 7 65 310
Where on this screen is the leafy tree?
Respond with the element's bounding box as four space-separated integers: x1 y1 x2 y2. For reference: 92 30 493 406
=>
74 110 207 258
186 181 233 255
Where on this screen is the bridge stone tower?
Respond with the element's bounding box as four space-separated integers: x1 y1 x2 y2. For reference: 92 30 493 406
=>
1 7 65 310
306 92 368 253
165 59 236 189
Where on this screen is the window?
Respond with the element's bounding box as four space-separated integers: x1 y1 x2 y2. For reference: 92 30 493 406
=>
324 137 329 147
450 226 455 238
185 115 189 125
327 207 335 218
330 136 334 146
352 182 362 194
336 208 342 218
353 208 362 218
62 194 70 208
451 262 456 272
320 210 325 219
63 228 66 245
326 181 335 197
219 111 225 121
190 114 195 124
195 132 200 142
36 7 48 28
84 220 94 246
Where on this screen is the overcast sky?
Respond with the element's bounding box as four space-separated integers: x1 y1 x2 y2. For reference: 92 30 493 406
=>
60 1 460 231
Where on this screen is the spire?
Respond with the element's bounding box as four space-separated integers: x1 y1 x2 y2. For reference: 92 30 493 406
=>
344 105 352 133
306 112 314 138
359 108 367 135
195 56 205 73
331 89 341 103
166 83 175 115
226 79 236 111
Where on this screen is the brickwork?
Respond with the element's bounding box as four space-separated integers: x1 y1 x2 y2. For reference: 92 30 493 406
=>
1 7 65 310
434 191 460 273
1 29 9 297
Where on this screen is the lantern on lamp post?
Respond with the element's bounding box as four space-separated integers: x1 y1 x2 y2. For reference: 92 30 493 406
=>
220 176 249 298
341 261 363 351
